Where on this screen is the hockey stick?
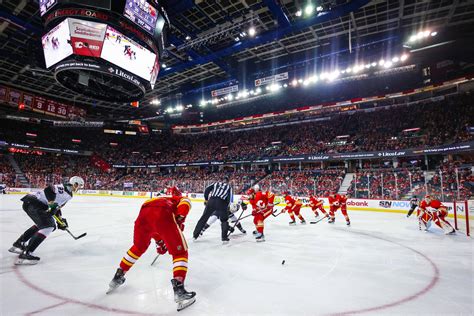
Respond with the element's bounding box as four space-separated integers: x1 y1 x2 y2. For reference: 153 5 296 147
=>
151 254 160 266
227 208 246 238
310 215 329 224
53 215 87 240
271 209 284 217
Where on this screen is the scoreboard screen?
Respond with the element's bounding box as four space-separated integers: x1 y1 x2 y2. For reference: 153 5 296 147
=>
123 0 159 36
39 0 58 16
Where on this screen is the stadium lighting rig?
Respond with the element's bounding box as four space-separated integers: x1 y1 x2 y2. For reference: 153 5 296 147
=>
407 30 437 44
197 52 410 109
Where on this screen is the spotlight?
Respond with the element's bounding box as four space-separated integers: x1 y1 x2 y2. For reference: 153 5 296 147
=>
176 105 184 112
384 61 393 68
310 75 318 83
365 64 371 69
248 27 256 37
227 94 233 101
423 30 430 37
371 62 377 67
392 56 399 62
166 107 174 113
292 79 298 86
162 63 167 69
234 37 240 42
316 6 323 12
320 72 328 79
298 79 303 83
379 59 385 66
431 31 437 36
200 100 206 106
185 35 191 40
295 10 302 17
303 80 309 86
255 87 262 94
400 54 408 61
283 83 288 88
346 67 352 73
408 35 417 42
305 4 314 15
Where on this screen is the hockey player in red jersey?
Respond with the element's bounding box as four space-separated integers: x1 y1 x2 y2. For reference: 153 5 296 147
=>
107 187 196 311
282 192 306 225
248 185 272 242
307 195 328 218
328 193 350 226
418 195 455 234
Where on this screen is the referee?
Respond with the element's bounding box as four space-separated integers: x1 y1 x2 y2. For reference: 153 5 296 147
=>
193 176 233 243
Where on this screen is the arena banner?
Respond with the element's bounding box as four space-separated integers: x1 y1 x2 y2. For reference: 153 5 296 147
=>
255 72 288 87
68 18 107 57
111 141 474 168
211 85 239 97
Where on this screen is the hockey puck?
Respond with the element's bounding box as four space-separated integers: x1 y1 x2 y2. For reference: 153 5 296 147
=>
281 260 285 265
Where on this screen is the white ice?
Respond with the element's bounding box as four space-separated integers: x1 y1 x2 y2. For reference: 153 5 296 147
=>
1 195 473 315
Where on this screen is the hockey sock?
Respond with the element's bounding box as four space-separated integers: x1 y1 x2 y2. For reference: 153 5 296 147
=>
16 225 39 244
236 223 244 231
289 213 295 221
25 234 45 253
172 253 189 283
120 246 142 272
297 214 305 221
256 222 264 234
313 210 319 216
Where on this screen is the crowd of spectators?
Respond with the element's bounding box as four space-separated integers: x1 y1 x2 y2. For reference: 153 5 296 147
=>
1 93 472 167
0 154 17 187
426 161 473 201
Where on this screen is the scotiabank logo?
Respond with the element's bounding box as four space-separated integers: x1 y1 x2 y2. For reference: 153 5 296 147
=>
347 201 369 207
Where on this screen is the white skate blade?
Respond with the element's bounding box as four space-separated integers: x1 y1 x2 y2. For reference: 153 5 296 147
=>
256 238 265 242
14 258 38 265
177 297 196 311
8 247 23 254
106 281 123 294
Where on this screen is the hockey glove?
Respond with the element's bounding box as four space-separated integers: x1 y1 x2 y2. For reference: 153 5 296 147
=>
156 240 168 255
240 202 248 211
176 215 185 231
48 202 60 215
56 217 68 230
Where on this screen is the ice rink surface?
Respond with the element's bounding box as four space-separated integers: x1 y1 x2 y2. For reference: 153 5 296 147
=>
1 195 473 316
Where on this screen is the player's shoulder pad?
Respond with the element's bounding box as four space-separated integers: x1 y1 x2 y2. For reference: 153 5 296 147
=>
178 197 191 207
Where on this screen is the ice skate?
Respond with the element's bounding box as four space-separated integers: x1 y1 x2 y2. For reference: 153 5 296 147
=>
252 230 258 235
15 251 40 265
222 237 230 245
8 241 25 254
238 227 247 234
171 279 196 311
346 220 351 226
328 218 335 224
445 228 456 235
255 233 265 242
107 268 126 294
289 220 296 226
300 219 306 225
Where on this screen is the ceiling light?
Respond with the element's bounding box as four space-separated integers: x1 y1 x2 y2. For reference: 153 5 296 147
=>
161 63 167 69
379 59 385 66
431 31 437 36
392 56 399 62
305 4 314 15
166 107 174 113
176 105 184 112
371 62 377 67
295 10 302 17
292 79 298 86
400 54 408 61
200 100 206 106
316 6 323 12
384 61 393 68
234 37 240 42
255 87 262 94
185 35 191 40
248 27 256 37
227 94 233 101
298 79 303 83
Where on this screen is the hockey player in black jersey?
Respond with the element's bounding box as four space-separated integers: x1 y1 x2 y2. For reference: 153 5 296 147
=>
406 196 419 218
9 176 84 265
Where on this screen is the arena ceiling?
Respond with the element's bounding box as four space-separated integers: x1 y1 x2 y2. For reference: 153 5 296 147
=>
0 0 473 119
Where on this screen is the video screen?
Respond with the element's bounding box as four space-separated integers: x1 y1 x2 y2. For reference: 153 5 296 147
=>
101 26 157 81
123 0 159 35
68 18 107 58
39 0 58 16
150 57 160 88
42 19 73 68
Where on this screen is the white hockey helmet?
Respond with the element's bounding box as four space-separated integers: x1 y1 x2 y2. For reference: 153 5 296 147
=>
69 176 85 190
253 184 260 192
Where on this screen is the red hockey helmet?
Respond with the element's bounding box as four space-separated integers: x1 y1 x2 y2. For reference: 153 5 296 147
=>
167 186 182 197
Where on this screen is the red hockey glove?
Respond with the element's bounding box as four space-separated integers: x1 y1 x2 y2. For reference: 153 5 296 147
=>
176 215 185 231
156 240 167 255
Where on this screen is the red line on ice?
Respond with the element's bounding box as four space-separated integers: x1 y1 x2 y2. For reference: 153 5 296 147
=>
331 230 440 315
26 301 68 315
14 266 155 315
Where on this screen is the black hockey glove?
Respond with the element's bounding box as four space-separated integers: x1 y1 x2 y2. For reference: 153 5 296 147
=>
57 217 68 230
240 201 248 211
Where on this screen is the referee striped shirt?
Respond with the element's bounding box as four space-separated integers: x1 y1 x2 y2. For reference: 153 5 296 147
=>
205 182 233 203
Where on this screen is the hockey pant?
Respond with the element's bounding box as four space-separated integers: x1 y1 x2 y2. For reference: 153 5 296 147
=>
253 209 273 234
287 205 305 222
329 205 350 222
119 205 189 282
